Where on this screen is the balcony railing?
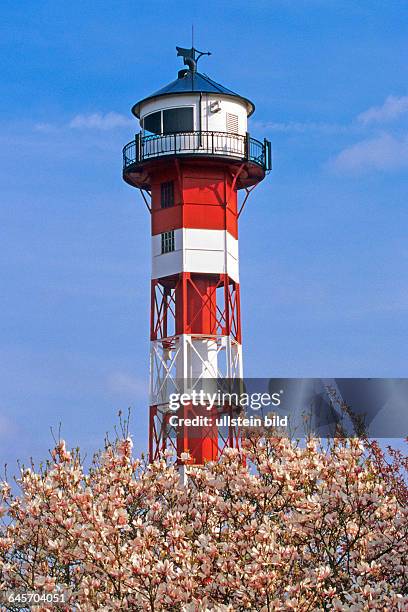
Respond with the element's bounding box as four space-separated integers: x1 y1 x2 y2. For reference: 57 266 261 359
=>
123 130 271 172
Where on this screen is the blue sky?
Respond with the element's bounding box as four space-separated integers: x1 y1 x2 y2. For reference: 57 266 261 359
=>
1 1 407 467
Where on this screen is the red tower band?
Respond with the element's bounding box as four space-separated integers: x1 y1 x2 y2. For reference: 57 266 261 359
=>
122 47 271 464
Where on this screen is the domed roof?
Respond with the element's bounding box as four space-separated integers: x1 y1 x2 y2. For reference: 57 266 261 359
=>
131 68 255 118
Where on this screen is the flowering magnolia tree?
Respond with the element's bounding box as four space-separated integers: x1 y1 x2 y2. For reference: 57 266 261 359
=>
0 432 407 611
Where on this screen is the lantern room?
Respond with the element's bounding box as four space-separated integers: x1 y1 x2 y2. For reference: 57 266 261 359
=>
122 46 271 192
133 68 253 138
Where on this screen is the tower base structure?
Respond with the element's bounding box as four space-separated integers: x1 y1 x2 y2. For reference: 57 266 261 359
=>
149 402 241 465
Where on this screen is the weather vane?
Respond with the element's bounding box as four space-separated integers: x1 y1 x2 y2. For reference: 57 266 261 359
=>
176 45 211 73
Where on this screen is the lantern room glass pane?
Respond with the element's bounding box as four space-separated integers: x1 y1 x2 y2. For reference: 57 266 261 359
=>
163 107 194 134
143 111 161 135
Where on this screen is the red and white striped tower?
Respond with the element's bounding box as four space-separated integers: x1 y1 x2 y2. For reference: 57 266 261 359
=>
123 47 271 464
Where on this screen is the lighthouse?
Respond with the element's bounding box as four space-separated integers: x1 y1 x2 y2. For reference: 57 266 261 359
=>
122 46 271 464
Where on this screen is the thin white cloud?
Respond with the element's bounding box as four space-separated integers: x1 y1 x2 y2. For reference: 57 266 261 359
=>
329 132 408 174
358 95 408 125
253 120 352 134
107 372 147 397
257 94 408 138
33 122 58 133
32 112 134 133
0 413 16 439
68 112 133 130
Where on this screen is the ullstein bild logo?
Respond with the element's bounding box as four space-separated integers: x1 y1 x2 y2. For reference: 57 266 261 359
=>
168 390 283 411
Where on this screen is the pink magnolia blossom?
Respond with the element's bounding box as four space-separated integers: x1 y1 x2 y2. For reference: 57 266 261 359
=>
0 433 406 610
